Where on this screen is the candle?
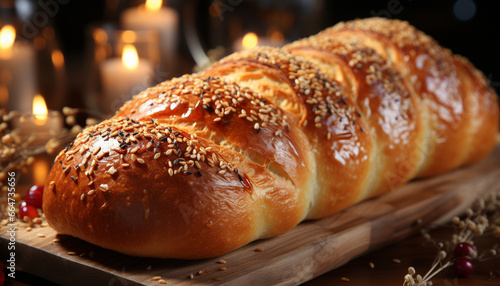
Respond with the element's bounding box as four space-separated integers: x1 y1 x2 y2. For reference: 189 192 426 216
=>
14 94 63 145
121 0 179 72
0 25 37 112
233 30 287 52
100 44 153 113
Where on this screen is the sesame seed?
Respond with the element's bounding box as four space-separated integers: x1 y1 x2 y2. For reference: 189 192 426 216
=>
87 189 95 196
217 259 227 264
67 251 77 256
254 248 263 252
168 168 173 176
80 194 85 201
107 166 117 175
137 158 145 164
92 146 101 154
340 277 350 282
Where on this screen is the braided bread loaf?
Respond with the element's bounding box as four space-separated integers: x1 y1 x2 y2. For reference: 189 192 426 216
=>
43 18 499 259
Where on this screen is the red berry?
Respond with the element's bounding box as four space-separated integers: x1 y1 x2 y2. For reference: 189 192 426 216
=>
453 257 474 277
19 201 39 219
24 184 44 209
454 242 476 258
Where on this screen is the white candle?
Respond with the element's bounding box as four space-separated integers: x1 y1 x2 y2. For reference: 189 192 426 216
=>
14 94 63 145
0 25 36 113
121 0 179 73
100 44 153 113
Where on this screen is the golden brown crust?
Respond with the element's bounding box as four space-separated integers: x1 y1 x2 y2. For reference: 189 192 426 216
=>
322 17 480 177
43 18 499 259
205 47 373 217
285 36 424 196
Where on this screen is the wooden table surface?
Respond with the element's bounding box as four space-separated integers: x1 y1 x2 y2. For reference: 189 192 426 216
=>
305 226 500 286
5 221 500 285
4 146 500 286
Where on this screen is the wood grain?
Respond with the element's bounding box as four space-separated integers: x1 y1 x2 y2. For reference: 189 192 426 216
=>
1 144 500 286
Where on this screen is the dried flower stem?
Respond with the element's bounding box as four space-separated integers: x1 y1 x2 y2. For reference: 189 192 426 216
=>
403 191 500 285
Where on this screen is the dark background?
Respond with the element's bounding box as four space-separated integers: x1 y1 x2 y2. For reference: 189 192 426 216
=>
2 0 500 109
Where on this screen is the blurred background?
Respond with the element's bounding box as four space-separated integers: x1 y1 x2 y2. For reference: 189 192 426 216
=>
0 0 499 116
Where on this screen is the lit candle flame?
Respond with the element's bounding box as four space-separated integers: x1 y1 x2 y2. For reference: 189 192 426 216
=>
0 25 16 50
242 32 258 50
33 94 48 125
122 44 139 70
145 0 162 11
51 49 65 68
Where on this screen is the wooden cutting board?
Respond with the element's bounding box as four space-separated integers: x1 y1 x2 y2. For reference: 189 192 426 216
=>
2 143 500 286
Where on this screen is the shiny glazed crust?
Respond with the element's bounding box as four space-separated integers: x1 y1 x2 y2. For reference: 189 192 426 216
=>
43 18 499 259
